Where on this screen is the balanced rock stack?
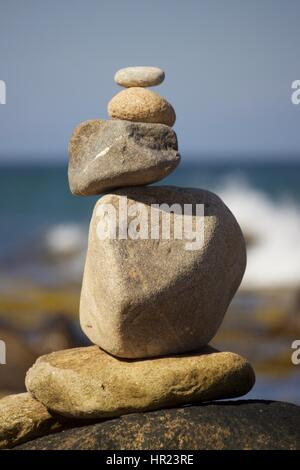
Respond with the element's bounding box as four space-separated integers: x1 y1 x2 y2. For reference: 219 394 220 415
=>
0 67 256 447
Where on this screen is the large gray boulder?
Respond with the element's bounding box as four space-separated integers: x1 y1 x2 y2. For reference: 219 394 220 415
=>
80 186 246 358
68 120 180 195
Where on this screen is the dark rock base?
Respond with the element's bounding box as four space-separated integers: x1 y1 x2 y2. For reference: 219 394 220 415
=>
15 400 300 450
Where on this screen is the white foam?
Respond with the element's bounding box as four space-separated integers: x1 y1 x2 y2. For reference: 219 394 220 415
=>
217 178 300 289
44 223 87 257
41 183 300 290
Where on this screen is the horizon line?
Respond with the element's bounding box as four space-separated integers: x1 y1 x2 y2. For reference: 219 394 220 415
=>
0 153 300 167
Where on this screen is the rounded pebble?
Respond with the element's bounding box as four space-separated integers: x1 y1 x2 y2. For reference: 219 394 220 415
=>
107 87 176 127
114 66 165 88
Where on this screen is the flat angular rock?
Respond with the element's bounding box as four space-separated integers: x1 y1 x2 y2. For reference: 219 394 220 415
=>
0 393 63 449
25 346 255 419
107 88 176 126
68 120 180 195
80 186 246 358
15 401 300 450
114 66 165 87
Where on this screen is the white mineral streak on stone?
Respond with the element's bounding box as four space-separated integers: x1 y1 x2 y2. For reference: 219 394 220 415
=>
95 146 110 159
83 136 125 174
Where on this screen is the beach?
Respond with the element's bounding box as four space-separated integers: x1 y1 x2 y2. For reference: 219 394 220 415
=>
0 159 299 403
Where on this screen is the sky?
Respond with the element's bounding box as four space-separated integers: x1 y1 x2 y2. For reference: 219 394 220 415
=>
0 0 300 162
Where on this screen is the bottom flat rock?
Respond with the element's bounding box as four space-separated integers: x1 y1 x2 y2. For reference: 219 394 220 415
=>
15 401 300 450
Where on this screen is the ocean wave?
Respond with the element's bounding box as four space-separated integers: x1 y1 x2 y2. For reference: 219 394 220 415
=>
3 181 300 290
217 178 300 289
50 184 300 289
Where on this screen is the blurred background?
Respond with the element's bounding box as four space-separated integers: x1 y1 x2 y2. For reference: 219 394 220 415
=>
0 0 299 403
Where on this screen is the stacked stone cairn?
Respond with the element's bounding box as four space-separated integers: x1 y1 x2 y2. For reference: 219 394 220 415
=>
3 67 255 439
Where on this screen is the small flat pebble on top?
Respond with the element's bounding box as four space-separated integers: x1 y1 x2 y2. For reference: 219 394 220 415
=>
114 66 165 88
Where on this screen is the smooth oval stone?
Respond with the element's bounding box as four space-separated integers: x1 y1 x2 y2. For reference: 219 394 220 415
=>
25 346 255 419
114 66 165 87
108 88 176 127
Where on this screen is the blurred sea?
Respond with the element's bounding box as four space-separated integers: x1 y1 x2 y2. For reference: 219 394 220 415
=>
1 159 300 288
0 159 299 403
